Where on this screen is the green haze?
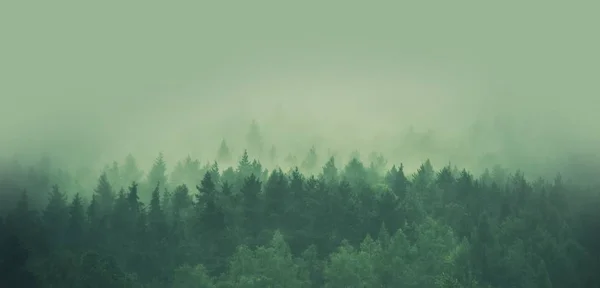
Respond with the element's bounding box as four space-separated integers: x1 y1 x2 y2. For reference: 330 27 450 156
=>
1 1 598 178
1 2 600 287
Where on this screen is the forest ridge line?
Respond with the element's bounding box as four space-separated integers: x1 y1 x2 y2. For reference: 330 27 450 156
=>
1 139 600 287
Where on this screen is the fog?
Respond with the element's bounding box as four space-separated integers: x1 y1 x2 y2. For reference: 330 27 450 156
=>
1 1 599 180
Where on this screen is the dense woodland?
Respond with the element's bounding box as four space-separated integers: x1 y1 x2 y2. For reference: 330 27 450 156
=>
1 125 600 288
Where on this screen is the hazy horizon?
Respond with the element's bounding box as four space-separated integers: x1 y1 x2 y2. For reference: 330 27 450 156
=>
1 1 599 179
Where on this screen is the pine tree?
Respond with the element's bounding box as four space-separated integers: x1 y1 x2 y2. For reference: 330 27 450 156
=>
43 185 69 248
385 164 408 198
321 156 338 184
195 172 228 274
127 182 142 216
110 188 130 252
86 194 106 250
209 161 221 185
148 182 167 240
94 172 114 217
148 152 168 194
237 150 252 181
264 168 289 228
171 184 192 220
66 193 85 250
241 173 263 242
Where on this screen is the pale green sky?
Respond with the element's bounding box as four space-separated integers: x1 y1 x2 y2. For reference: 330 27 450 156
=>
1 1 598 171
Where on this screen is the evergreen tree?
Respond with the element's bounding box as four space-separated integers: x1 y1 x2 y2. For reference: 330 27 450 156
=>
321 156 339 184
1 143 599 287
127 182 142 216
94 172 115 217
241 173 263 243
236 150 253 183
43 184 69 248
171 184 192 220
66 193 85 250
196 171 228 274
343 157 367 185
385 164 408 199
264 168 289 228
147 152 168 195
148 182 167 239
86 194 107 251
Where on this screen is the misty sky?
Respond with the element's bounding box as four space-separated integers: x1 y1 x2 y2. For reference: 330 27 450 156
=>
1 1 598 170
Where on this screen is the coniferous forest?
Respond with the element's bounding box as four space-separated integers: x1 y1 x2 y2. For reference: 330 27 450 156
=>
1 124 599 288
3 1 600 287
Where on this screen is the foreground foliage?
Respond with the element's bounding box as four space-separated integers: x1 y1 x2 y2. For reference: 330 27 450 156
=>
1 149 599 288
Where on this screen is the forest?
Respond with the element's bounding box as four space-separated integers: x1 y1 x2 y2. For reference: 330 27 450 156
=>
3 0 600 286
1 123 599 288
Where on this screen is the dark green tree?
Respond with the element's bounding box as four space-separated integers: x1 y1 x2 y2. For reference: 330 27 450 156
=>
94 172 115 217
321 156 339 184
240 173 263 244
195 171 228 274
43 184 69 248
66 193 85 251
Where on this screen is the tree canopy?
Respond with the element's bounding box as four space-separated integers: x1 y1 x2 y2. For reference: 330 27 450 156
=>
1 132 599 288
